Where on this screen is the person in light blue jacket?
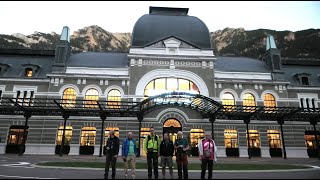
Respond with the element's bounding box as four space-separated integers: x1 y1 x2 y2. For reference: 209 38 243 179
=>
122 132 137 179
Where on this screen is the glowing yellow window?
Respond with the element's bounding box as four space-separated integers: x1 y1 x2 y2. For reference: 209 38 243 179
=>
56 126 73 145
84 88 99 108
224 129 238 148
222 93 235 111
104 127 120 145
107 89 121 109
246 130 260 148
62 88 76 108
190 129 204 148
25 68 32 77
80 127 96 146
243 93 256 112
267 130 281 148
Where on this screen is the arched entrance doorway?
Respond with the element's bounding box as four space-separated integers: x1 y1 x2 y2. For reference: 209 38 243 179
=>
163 118 182 144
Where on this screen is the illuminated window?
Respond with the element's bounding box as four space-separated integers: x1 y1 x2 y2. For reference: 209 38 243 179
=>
104 127 120 145
246 130 260 148
264 93 276 108
267 130 281 148
304 131 320 149
84 88 99 108
62 88 76 108
190 129 204 147
25 68 33 77
107 89 121 109
222 93 235 111
140 127 151 157
80 127 96 146
144 78 200 97
224 129 238 148
8 126 27 145
163 119 181 127
243 93 256 112
56 126 73 145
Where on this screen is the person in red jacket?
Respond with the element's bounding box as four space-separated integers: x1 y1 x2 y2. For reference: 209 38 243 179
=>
197 132 217 179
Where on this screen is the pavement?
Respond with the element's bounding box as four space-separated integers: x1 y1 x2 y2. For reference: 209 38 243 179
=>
0 154 319 179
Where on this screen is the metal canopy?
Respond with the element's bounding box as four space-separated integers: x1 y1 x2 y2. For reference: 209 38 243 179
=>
0 92 319 123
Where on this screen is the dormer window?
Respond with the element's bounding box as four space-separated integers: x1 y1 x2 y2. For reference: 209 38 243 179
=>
21 64 40 78
0 63 10 76
25 68 33 77
294 73 311 86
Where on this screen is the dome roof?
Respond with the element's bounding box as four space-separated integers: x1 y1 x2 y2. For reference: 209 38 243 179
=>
131 7 212 49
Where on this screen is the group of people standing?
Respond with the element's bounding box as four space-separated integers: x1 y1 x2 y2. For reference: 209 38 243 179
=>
103 127 217 179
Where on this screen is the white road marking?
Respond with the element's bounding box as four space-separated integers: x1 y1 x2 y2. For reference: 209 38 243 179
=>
2 162 30 167
0 174 59 179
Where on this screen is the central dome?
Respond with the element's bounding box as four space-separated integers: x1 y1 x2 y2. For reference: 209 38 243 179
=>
131 7 212 49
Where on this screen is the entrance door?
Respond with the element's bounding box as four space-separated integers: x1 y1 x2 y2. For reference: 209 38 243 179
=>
163 118 182 144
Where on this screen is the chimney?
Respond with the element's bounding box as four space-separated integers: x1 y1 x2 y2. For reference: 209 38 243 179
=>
52 26 71 73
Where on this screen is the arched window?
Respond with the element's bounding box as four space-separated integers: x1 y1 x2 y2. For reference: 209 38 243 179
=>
56 126 73 145
163 119 181 127
222 93 235 111
62 88 76 108
107 89 121 109
144 78 200 97
264 93 276 107
243 93 256 112
85 88 99 108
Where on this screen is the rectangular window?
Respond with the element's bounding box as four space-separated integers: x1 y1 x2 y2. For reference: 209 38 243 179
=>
23 91 28 106
267 130 281 148
312 99 315 110
246 130 260 148
25 68 33 77
29 91 34 106
300 98 304 108
190 129 204 148
80 127 96 146
304 131 320 149
224 129 238 148
301 77 309 85
8 127 27 145
56 126 73 145
0 90 2 98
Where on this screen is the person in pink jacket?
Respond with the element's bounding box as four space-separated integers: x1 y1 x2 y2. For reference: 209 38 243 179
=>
197 132 217 179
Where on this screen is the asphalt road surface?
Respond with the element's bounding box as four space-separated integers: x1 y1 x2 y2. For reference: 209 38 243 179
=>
0 155 319 179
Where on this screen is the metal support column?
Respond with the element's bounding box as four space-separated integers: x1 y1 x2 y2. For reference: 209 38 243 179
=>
99 113 107 157
209 115 216 140
278 118 287 159
19 111 31 156
244 118 251 159
59 112 69 157
137 113 143 157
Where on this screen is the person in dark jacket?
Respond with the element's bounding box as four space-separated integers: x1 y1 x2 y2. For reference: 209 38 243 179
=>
104 130 119 179
160 133 174 179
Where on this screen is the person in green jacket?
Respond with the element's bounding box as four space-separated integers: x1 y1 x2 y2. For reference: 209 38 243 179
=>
143 127 161 179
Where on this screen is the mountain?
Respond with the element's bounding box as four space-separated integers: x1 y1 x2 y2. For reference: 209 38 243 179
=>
1 25 320 59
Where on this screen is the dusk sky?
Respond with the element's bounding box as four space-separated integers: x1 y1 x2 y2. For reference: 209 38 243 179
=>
1 1 319 35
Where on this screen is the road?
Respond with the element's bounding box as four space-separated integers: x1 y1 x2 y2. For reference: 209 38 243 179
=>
0 155 319 179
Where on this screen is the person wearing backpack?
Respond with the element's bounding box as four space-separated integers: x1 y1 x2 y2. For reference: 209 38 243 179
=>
143 127 161 179
197 131 217 179
121 132 137 179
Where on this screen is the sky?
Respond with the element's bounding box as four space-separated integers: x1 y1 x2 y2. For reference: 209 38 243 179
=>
1 1 319 35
